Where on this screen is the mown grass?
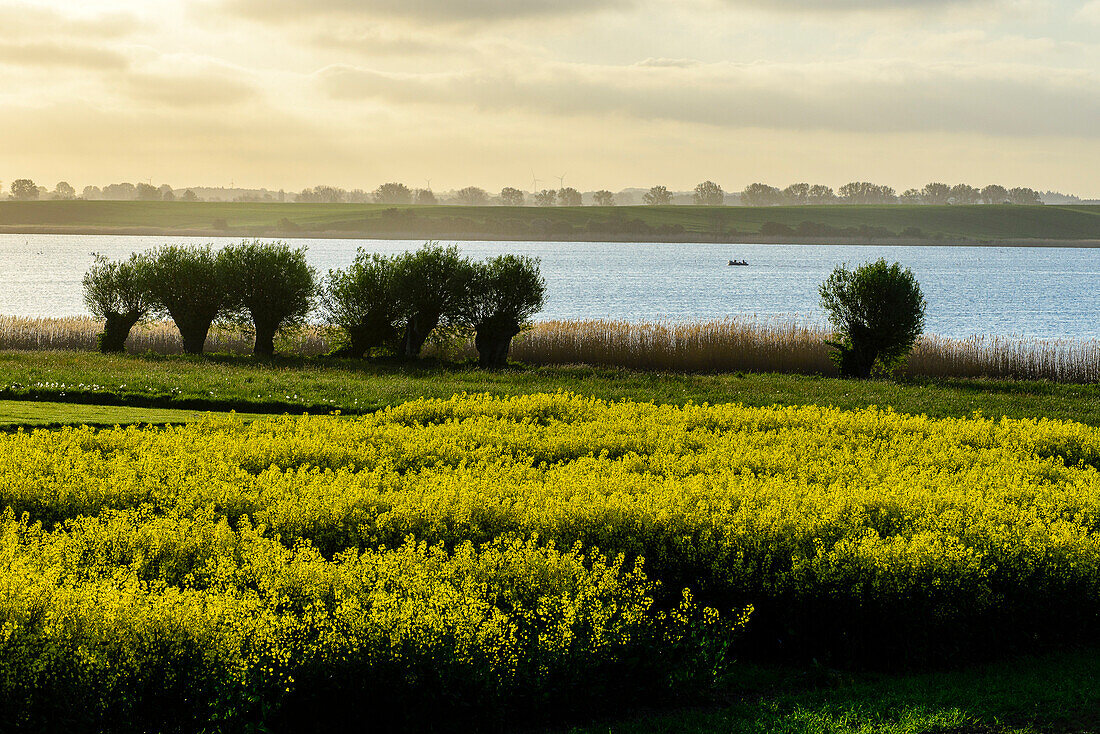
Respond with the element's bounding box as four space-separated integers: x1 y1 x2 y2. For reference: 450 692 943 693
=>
567 647 1100 734
4 351 1100 425
0 399 267 428
1 201 1098 241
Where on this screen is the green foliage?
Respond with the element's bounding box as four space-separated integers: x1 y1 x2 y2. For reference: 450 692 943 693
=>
221 240 317 356
146 245 230 355
819 259 926 378
464 255 547 367
693 181 724 206
9 179 38 200
499 187 524 206
320 249 403 358
643 186 673 205
557 187 583 206
82 253 156 353
373 182 412 205
392 243 475 359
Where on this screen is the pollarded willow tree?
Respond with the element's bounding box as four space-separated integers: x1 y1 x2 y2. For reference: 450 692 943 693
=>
819 258 926 378
146 244 230 355
393 243 475 360
82 253 156 353
463 254 546 368
221 240 317 356
321 249 404 358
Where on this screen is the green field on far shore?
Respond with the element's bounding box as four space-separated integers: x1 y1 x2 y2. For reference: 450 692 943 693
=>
2 200 1099 243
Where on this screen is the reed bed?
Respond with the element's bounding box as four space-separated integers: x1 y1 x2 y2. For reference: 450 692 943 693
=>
0 316 335 356
512 318 833 374
909 334 1100 383
3 315 1100 383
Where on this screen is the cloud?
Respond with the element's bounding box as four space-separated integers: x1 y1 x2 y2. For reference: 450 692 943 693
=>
307 27 470 57
635 58 701 68
318 59 1100 138
123 70 260 108
0 41 130 70
0 4 142 38
0 4 142 71
712 0 993 11
217 0 631 24
722 0 979 6
1079 0 1100 23
0 100 351 187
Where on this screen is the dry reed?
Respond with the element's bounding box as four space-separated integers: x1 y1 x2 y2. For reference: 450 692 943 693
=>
0 316 334 356
511 318 833 374
3 315 1100 383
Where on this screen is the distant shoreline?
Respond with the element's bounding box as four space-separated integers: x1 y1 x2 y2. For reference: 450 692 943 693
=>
2 224 1099 248
2 201 1098 246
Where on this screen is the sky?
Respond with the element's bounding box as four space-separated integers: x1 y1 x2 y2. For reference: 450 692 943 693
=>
1 0 1099 196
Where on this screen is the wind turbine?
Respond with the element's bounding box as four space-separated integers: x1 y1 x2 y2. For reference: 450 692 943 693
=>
530 172 541 193
556 174 567 191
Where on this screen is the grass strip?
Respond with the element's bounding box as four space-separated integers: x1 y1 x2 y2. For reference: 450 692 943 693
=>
3 351 1100 425
0 399 271 428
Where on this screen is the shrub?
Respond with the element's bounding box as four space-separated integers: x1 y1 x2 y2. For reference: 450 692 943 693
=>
221 240 317 356
146 245 230 354
81 253 156 353
392 243 474 359
321 250 403 358
463 255 546 368
819 258 926 378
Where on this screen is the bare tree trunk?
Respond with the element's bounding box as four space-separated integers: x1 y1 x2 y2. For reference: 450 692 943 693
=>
253 324 277 357
174 318 213 355
474 329 514 368
98 313 140 353
401 312 439 360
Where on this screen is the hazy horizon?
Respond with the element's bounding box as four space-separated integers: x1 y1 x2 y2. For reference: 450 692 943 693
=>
3 0 1099 197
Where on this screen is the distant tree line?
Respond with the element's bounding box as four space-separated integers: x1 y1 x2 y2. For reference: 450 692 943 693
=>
1 179 203 202
740 181 1043 206
291 180 1045 207
2 177 1054 207
83 242 545 368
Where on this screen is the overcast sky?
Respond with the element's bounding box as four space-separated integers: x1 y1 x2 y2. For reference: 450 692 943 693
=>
2 0 1099 195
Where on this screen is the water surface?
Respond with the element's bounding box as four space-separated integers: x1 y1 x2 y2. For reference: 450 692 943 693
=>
2 234 1098 339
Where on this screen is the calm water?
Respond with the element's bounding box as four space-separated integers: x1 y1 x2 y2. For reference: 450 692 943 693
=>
2 234 1099 339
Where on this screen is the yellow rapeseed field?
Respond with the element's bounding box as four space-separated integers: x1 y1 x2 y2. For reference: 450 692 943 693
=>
3 392 1100 729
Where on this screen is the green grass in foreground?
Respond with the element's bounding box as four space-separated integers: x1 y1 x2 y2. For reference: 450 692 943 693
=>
0 399 267 428
568 647 1100 734
2 200 1099 241
3 351 1100 425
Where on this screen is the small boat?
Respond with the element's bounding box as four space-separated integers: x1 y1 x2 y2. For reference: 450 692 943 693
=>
727 259 749 266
